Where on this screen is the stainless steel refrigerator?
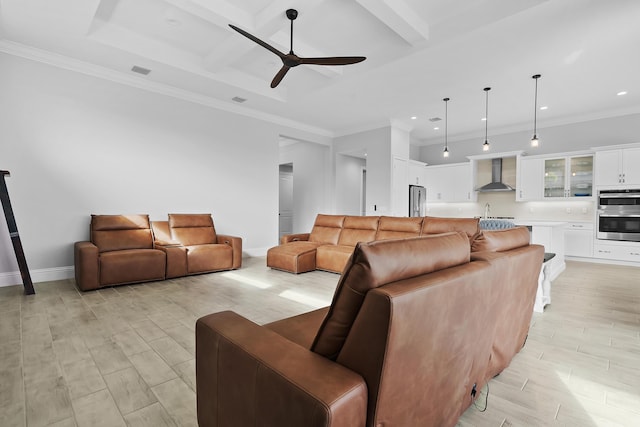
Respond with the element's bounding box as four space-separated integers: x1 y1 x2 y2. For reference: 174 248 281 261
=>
409 185 426 217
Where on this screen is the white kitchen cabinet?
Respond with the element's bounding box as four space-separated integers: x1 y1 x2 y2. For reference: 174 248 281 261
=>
544 155 593 199
408 160 428 186
564 222 593 258
424 162 476 202
516 156 543 201
593 241 640 263
595 147 640 186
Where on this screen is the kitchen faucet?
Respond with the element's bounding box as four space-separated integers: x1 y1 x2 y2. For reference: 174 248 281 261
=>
484 202 491 219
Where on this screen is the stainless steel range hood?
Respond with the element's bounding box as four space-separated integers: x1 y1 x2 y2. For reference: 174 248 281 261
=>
476 158 515 192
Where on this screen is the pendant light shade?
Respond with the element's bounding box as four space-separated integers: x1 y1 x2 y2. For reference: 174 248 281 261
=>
482 87 491 151
443 97 450 158
531 74 541 147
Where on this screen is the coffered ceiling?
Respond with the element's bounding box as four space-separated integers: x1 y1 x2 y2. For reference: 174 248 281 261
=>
1 0 639 143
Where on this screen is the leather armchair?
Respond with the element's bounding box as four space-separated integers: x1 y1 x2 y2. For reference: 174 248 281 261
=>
74 214 166 291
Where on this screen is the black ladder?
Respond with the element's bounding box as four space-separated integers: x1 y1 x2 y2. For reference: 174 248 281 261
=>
0 170 35 295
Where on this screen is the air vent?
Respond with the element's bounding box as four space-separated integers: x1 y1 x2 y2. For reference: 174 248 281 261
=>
131 65 151 75
232 96 247 103
429 117 442 122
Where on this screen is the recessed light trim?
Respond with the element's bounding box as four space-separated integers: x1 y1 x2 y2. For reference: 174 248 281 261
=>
617 91 628 96
433 127 439 130
540 106 548 110
232 96 247 103
410 116 417 120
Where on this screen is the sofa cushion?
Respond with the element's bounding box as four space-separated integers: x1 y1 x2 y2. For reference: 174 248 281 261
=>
471 226 531 252
99 248 165 286
315 244 356 273
337 216 379 246
311 231 471 359
185 244 233 273
422 216 480 241
267 241 324 273
375 216 423 240
308 214 346 245
169 213 217 246
91 214 154 252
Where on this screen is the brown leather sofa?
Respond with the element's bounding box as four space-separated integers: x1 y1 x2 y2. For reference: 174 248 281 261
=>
267 214 480 273
151 214 242 278
74 213 241 291
196 228 545 427
74 214 166 291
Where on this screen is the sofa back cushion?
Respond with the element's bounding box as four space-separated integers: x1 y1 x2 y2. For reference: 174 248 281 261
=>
471 226 531 252
375 216 423 240
311 231 470 359
91 214 154 253
421 216 480 241
169 214 217 246
337 216 379 246
308 214 346 245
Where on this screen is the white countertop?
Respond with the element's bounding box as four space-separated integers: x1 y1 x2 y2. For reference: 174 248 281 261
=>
513 220 568 227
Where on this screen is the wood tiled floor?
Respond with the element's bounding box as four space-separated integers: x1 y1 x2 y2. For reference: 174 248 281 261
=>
1 258 639 426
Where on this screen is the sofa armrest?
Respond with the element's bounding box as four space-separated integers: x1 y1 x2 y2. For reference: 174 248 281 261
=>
154 244 188 278
196 311 367 427
154 239 182 248
281 233 310 244
217 234 242 269
74 241 99 291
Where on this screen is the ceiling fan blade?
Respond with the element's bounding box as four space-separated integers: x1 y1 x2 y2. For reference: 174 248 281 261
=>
229 24 285 59
271 66 291 88
299 56 366 66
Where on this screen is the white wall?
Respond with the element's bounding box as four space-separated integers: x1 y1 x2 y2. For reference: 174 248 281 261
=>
0 53 319 285
334 127 391 215
279 141 331 233
335 154 366 215
419 113 640 165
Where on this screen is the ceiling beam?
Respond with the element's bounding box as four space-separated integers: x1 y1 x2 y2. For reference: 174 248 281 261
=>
353 0 429 46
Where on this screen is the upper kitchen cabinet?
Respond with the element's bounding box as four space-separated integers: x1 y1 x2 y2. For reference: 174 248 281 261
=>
516 156 543 201
543 154 593 199
424 162 476 202
594 146 640 187
408 160 428 186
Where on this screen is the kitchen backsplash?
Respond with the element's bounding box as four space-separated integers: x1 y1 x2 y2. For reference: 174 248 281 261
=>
425 191 595 222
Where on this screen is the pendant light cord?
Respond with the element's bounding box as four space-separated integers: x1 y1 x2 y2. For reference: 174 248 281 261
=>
484 88 490 142
533 75 540 135
444 98 449 149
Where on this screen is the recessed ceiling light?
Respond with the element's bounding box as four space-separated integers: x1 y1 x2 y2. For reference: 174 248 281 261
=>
410 116 417 120
617 91 628 96
232 96 247 103
429 117 442 122
433 127 439 130
481 117 487 121
540 106 548 110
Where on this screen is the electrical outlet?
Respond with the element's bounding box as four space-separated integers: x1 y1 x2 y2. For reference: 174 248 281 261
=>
582 207 588 214
566 207 571 214
529 207 534 213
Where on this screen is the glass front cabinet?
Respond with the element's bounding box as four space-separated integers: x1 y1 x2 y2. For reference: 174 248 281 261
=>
544 155 593 199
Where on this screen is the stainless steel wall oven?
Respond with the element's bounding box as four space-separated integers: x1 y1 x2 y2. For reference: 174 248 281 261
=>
597 189 640 241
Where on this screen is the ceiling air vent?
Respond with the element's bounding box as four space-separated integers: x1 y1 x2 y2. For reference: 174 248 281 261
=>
429 117 442 122
131 65 151 75
232 96 247 103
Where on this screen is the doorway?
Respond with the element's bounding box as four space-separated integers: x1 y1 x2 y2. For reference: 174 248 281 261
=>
279 163 293 239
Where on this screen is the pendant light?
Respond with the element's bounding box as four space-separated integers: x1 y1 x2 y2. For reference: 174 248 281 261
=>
482 87 491 151
531 74 541 147
443 97 450 157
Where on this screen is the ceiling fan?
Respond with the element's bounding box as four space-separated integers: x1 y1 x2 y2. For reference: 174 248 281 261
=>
229 9 366 88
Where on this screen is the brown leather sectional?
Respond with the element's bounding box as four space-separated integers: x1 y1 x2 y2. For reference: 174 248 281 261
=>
267 214 481 274
74 213 242 291
196 227 544 427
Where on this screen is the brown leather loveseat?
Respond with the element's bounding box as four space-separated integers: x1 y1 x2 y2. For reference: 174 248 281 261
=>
267 214 480 274
196 227 544 427
74 213 242 291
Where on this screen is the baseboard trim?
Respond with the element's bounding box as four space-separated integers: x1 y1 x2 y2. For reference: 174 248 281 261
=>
0 266 74 288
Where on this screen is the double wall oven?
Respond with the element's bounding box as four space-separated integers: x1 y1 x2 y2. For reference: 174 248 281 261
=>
597 189 640 242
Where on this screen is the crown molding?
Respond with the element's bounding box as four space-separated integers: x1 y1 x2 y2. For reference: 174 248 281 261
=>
0 39 334 138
